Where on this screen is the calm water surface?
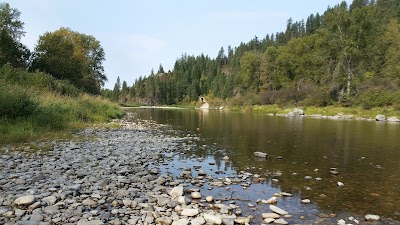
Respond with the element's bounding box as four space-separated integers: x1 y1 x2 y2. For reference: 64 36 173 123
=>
129 108 400 223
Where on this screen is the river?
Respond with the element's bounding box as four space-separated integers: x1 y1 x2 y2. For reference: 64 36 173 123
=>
128 108 400 224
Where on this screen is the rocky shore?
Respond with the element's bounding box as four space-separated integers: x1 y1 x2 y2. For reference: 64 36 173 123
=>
0 114 393 225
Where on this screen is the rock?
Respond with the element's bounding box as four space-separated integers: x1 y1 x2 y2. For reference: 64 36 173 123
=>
337 219 346 225
181 208 199 217
262 213 280 219
85 220 104 225
301 199 311 204
264 197 277 204
337 182 344 187
274 218 288 224
170 186 184 199
171 218 189 225
177 196 188 205
387 116 400 122
82 198 97 207
254 152 268 158
149 168 159 174
14 195 35 206
191 192 201 199
158 197 171 206
234 217 250 224
42 195 57 205
191 217 206 225
204 213 222 225
264 218 275 223
365 214 380 221
269 205 288 215
293 108 304 116
206 196 214 203
128 216 141 225
155 217 173 225
14 208 26 217
375 115 386 121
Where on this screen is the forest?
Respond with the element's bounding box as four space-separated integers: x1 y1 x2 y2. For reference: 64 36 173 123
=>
106 0 400 110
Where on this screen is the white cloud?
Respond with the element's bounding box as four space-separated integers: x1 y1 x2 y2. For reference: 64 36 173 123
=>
209 10 287 22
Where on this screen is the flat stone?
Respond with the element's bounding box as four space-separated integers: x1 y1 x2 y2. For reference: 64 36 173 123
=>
181 208 199 217
82 198 97 207
204 214 222 225
262 213 280 219
191 216 206 225
274 218 288 224
155 217 173 225
171 218 189 225
234 217 250 224
14 195 35 206
264 218 275 223
14 208 26 217
85 220 104 225
301 199 311 204
269 205 288 215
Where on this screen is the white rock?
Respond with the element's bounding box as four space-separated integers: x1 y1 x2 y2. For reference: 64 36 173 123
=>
206 196 214 203
171 218 189 225
365 214 380 221
204 213 222 225
254 152 268 158
337 219 346 225
387 116 400 122
274 218 288 224
264 197 277 204
191 217 205 225
14 195 36 206
337 182 344 187
234 217 250 224
191 192 201 199
181 208 199 217
262 213 280 219
264 218 275 223
301 199 311 204
170 186 184 199
178 196 188 205
269 205 288 215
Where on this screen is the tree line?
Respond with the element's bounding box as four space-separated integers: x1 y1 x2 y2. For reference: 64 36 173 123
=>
0 3 107 94
109 0 400 109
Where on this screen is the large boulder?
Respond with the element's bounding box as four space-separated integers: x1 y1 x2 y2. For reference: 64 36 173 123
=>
375 115 386 121
387 116 400 122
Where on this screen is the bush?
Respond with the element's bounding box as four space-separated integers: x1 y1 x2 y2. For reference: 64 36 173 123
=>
354 87 400 109
0 84 38 119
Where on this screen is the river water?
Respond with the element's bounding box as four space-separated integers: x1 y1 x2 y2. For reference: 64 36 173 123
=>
128 108 400 224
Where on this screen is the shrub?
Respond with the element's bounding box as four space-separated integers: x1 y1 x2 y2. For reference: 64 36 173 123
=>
0 84 38 119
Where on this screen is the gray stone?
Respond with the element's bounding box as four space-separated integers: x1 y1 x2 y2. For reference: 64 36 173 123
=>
41 195 57 205
191 217 206 225
387 116 400 122
14 208 26 217
191 192 201 199
82 198 97 207
365 214 380 221
262 213 280 219
234 217 250 224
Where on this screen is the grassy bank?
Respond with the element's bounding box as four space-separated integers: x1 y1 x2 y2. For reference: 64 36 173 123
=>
0 65 124 145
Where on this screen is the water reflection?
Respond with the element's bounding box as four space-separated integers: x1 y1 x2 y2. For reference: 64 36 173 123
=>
130 108 400 221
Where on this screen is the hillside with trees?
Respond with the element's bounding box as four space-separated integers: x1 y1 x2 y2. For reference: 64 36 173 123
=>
109 0 400 110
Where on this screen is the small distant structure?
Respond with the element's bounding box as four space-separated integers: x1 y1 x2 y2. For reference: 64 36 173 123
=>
199 96 209 109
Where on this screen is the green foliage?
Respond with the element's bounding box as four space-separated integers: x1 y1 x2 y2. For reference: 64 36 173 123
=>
0 66 123 144
354 87 400 109
32 27 106 94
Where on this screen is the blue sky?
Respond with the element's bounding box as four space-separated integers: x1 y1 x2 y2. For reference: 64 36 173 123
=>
5 0 351 89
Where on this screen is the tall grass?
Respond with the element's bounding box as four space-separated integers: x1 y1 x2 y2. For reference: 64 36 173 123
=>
0 64 123 145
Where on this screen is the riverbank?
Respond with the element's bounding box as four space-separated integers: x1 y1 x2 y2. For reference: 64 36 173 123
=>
1 113 396 225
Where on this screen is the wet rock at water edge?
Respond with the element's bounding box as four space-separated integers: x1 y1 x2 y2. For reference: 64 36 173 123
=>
375 115 386 121
270 205 289 215
254 152 268 158
365 214 380 221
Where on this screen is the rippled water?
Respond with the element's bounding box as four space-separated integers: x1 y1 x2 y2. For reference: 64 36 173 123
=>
128 108 400 224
